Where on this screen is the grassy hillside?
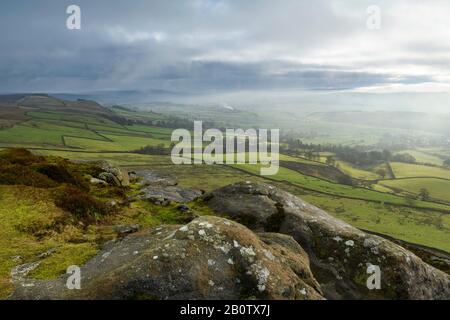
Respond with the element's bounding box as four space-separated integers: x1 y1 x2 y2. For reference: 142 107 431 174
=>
0 149 212 299
0 108 171 152
0 185 100 298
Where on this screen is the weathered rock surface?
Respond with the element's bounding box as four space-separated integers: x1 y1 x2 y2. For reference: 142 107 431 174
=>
131 170 201 204
138 185 203 205
11 262 40 282
113 224 141 236
98 172 121 187
95 161 130 187
10 216 323 300
90 177 108 186
133 170 178 187
204 182 450 300
205 182 280 231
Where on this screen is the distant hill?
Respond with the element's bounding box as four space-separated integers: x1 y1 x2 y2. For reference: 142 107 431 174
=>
0 94 110 115
52 89 188 105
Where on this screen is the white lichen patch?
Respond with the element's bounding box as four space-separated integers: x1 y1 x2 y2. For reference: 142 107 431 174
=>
198 229 206 237
219 243 232 254
208 259 216 266
240 246 256 257
179 225 189 232
364 238 380 255
227 258 234 265
333 236 343 242
263 249 275 261
162 232 175 241
345 240 355 247
101 251 111 260
363 238 379 248
250 263 270 292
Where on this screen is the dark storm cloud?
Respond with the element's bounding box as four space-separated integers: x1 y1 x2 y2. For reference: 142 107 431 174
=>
0 0 448 93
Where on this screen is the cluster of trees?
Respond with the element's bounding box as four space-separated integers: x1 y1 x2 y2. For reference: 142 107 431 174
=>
134 143 173 155
154 118 196 129
102 114 135 126
282 139 416 167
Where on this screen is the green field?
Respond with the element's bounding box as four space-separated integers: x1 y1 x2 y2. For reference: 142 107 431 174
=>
336 161 380 180
395 149 444 166
64 134 169 151
417 147 450 160
301 193 450 253
279 154 326 165
391 162 450 179
0 120 105 146
27 111 117 126
379 178 450 203
125 124 173 137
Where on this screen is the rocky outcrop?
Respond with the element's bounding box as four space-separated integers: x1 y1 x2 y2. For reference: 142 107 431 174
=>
10 180 449 300
10 216 323 300
93 161 129 187
98 172 121 187
133 170 178 187
131 169 202 205
138 185 203 205
204 182 450 300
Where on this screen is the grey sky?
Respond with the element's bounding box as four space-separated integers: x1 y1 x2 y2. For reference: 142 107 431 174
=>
1 0 449 94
